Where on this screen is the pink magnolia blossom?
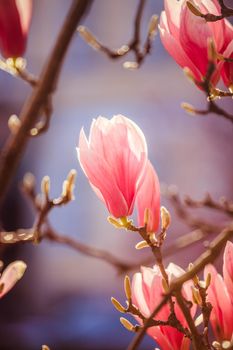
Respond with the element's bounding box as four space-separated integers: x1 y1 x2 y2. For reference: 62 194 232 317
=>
132 263 196 350
221 38 233 89
78 115 148 218
204 241 233 342
136 160 160 233
0 260 27 298
159 0 230 87
0 0 32 58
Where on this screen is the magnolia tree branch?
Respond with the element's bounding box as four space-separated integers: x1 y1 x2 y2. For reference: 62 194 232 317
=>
127 225 233 350
182 59 233 124
0 0 93 208
184 193 233 217
163 185 223 233
0 171 136 273
78 0 158 68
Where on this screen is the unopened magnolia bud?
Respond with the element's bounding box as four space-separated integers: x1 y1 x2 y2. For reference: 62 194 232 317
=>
108 216 123 228
187 1 203 17
192 287 202 305
124 275 131 300
123 61 139 70
212 341 221 349
30 127 39 136
222 341 232 349
198 280 206 289
111 297 126 313
194 314 203 327
148 15 158 39
120 317 134 331
117 45 129 56
23 172 36 191
183 67 195 84
6 57 15 68
42 346 50 350
14 57 26 70
64 169 76 201
78 26 101 50
181 102 196 115
135 240 149 250
161 206 171 230
41 176 50 199
8 114 21 134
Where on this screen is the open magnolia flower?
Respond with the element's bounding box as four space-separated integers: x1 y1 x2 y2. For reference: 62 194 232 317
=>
132 263 196 350
0 260 27 298
204 241 233 342
77 115 148 218
159 0 232 87
0 0 32 58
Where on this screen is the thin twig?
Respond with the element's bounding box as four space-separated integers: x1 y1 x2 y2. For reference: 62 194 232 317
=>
187 0 233 22
78 0 158 68
164 186 222 233
184 193 233 217
0 0 93 208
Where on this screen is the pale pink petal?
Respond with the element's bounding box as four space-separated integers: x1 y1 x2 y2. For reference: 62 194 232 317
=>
131 272 150 317
195 0 225 51
179 3 212 77
223 241 233 299
164 0 185 40
136 160 160 232
150 275 169 321
0 261 26 298
214 274 233 340
221 40 233 88
78 148 128 217
159 12 202 82
15 0 32 34
205 264 233 341
167 262 185 279
223 20 233 50
149 326 174 350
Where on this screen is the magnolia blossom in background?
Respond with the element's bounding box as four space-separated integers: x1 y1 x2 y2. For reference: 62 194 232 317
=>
221 40 233 90
78 115 148 218
132 263 196 350
0 0 32 58
159 0 231 87
204 241 233 342
136 160 160 233
0 260 27 298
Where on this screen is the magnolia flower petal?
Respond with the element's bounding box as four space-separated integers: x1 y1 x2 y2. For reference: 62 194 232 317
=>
0 0 31 57
136 160 160 232
221 39 233 88
159 12 202 82
223 240 233 299
131 272 150 317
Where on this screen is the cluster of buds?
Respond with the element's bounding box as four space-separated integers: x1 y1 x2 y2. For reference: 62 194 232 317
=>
111 275 143 333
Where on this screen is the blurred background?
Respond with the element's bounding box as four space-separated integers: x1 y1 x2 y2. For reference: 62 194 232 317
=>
0 0 233 349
